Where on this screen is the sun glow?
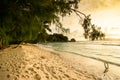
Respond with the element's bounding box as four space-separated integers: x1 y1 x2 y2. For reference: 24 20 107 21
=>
90 7 120 39
91 5 120 27
78 0 120 39
59 0 120 40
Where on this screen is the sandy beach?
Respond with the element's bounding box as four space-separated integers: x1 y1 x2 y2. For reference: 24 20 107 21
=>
0 44 96 80
37 44 120 80
49 46 120 80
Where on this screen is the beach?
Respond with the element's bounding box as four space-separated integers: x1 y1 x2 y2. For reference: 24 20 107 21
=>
40 42 120 80
57 51 120 80
0 44 96 80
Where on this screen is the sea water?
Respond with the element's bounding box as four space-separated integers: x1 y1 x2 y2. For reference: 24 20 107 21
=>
42 41 120 66
39 41 120 80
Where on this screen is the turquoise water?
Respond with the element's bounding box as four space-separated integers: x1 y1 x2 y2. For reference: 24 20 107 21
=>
42 41 120 66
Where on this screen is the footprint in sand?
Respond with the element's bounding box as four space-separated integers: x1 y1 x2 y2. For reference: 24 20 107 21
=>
16 74 20 78
33 64 40 70
25 75 29 78
6 68 9 71
25 70 29 74
13 76 18 80
40 56 46 59
28 67 37 75
0 66 1 69
7 74 10 78
64 74 77 80
34 74 41 80
21 75 26 78
21 74 29 78
64 74 70 78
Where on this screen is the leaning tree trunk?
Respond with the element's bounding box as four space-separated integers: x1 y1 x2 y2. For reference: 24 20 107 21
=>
0 39 3 49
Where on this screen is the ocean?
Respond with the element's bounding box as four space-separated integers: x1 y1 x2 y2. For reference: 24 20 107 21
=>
38 41 120 80
41 41 120 67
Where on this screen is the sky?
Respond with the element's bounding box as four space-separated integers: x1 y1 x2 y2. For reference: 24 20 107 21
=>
79 0 120 26
53 0 120 40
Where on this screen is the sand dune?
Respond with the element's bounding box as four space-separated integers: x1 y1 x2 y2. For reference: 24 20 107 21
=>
0 44 96 80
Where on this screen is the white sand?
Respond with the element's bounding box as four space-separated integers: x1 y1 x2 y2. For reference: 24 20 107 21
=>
0 44 96 80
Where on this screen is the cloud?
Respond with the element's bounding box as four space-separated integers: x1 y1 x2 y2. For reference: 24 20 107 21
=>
79 0 120 12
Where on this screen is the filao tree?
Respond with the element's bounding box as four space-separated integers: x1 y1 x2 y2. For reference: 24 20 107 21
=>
0 0 80 48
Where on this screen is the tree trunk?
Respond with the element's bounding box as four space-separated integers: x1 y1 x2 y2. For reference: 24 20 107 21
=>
0 39 3 49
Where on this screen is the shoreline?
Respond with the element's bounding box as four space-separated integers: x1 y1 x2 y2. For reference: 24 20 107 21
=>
37 43 120 80
0 44 96 80
37 43 120 67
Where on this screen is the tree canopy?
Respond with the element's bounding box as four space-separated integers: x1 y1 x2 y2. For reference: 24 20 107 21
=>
47 33 68 42
0 0 80 48
82 15 105 41
0 0 105 49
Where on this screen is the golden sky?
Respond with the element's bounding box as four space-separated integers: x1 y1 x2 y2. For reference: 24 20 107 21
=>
61 0 120 39
79 0 120 27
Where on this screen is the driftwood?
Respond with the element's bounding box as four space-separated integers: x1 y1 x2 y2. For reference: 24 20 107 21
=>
103 62 109 76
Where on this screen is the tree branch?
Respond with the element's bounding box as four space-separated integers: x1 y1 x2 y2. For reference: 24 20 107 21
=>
71 8 87 18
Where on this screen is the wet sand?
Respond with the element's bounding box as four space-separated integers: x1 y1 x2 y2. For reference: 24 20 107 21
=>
54 48 120 80
0 44 96 80
38 44 120 80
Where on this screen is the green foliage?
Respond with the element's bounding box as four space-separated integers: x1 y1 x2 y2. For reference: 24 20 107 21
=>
0 0 80 48
88 24 105 41
82 15 105 41
47 33 68 42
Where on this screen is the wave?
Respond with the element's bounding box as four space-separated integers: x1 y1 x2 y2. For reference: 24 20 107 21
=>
47 47 120 67
101 43 120 46
42 41 120 67
58 50 120 67
77 41 120 46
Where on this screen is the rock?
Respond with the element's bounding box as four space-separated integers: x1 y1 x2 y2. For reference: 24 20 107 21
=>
70 38 76 42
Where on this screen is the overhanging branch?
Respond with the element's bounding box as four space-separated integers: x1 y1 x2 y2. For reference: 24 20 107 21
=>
71 8 87 18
